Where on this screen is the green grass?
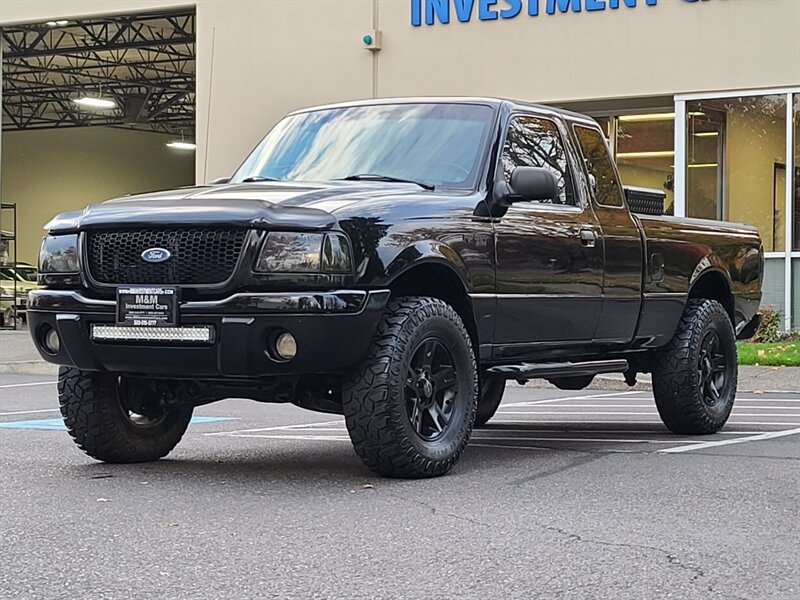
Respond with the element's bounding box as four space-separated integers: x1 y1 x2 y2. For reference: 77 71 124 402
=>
737 342 800 367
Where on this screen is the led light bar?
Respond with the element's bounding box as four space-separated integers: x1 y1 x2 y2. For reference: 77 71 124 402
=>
91 325 213 343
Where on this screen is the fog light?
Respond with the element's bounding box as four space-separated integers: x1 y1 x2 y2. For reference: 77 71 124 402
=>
274 332 297 360
43 328 60 354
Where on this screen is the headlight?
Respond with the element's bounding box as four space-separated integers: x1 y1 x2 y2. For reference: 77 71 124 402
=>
255 232 352 273
39 235 79 273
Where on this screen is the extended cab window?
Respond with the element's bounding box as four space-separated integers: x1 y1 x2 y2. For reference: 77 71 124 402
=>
573 125 625 208
501 116 575 206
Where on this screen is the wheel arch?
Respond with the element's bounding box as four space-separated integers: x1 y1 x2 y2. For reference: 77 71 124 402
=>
688 267 735 325
386 258 479 353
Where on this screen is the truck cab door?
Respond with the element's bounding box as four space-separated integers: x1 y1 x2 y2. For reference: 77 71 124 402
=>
492 114 604 359
571 124 644 344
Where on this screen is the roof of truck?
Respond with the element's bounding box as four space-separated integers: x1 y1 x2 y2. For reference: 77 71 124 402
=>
288 96 599 126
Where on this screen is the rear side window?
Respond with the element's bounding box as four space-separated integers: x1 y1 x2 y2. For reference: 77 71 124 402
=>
501 116 575 206
573 125 625 208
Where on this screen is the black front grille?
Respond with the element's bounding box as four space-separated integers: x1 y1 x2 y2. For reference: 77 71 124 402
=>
86 228 247 285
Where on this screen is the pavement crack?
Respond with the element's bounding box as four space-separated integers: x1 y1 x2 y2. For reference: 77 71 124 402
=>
537 523 706 583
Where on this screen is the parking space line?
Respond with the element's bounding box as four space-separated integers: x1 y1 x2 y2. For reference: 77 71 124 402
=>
0 381 57 389
472 435 703 445
502 390 644 408
204 419 343 436
0 408 60 416
660 428 800 454
470 443 552 451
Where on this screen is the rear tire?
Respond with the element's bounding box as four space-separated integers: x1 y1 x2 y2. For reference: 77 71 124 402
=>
343 297 478 478
475 379 505 427
652 299 737 434
58 367 193 463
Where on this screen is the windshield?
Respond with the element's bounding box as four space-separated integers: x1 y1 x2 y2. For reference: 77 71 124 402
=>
231 103 495 189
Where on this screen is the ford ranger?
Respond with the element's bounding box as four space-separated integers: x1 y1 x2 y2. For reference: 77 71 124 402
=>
28 98 763 478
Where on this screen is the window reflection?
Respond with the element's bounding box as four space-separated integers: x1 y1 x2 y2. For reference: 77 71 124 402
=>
232 103 494 189
501 116 574 205
794 94 799 252
688 96 787 252
616 113 675 215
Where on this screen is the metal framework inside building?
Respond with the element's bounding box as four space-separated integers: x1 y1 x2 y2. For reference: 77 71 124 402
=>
1 10 195 136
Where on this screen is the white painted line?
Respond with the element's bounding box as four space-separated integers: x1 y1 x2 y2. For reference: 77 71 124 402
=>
498 411 661 416
472 435 705 445
489 419 800 426
483 425 763 435
501 390 645 408
204 419 343 436
0 381 57 389
0 408 60 416
660 428 800 454
510 403 799 410
223 434 351 442
470 443 552 452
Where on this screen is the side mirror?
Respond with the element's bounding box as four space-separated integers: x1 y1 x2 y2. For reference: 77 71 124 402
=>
210 176 230 185
509 167 558 202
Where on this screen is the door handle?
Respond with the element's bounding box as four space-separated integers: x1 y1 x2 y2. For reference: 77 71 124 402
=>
579 229 597 247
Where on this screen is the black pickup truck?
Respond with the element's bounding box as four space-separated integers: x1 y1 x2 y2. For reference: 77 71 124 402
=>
29 98 763 478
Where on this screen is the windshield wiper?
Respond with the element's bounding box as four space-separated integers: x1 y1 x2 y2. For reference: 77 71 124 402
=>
241 176 281 183
337 173 435 191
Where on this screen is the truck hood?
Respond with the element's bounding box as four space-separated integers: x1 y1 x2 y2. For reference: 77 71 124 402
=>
44 181 423 234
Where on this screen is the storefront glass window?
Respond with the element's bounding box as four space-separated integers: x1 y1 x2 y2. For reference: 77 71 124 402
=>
793 94 799 252
687 95 787 252
615 113 675 215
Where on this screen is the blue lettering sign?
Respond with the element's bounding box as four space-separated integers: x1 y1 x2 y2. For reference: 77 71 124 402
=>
500 0 523 19
546 0 581 14
412 0 703 26
453 0 476 21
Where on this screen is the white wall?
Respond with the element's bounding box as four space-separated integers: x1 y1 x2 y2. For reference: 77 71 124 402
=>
1 127 195 264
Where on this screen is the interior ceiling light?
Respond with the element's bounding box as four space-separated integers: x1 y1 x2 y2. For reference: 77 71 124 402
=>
618 113 674 123
73 96 117 109
45 20 69 27
616 150 675 159
693 131 720 137
618 112 706 123
166 140 197 151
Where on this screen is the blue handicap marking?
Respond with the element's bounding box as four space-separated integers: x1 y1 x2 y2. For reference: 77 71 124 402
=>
0 416 232 431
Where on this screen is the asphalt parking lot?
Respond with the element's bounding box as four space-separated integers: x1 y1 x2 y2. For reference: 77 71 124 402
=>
1 372 798 600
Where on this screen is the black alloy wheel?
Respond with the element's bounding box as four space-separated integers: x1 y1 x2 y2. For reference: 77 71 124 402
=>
405 338 457 441
697 329 731 407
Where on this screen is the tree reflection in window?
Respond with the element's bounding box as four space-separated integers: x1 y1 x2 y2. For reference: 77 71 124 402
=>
501 116 574 205
574 125 625 208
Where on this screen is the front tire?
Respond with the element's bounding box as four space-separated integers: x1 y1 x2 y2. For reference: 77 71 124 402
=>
343 297 478 478
652 299 738 434
58 367 193 463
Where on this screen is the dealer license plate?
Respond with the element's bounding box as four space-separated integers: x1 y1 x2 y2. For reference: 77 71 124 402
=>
116 286 178 327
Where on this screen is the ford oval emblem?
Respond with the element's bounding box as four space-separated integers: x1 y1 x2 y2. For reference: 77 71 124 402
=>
141 248 172 263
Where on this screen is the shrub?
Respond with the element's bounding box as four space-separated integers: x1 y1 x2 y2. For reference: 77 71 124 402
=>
752 305 799 343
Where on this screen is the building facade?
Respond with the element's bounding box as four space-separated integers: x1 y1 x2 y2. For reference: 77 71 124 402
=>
1 0 799 327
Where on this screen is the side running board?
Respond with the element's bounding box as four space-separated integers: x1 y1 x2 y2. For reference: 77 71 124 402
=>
486 359 629 381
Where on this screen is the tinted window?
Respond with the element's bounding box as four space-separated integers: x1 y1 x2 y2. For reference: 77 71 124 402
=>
501 116 575 206
574 125 625 207
232 103 494 189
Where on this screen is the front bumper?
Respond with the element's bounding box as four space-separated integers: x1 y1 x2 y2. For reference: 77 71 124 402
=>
27 289 389 377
